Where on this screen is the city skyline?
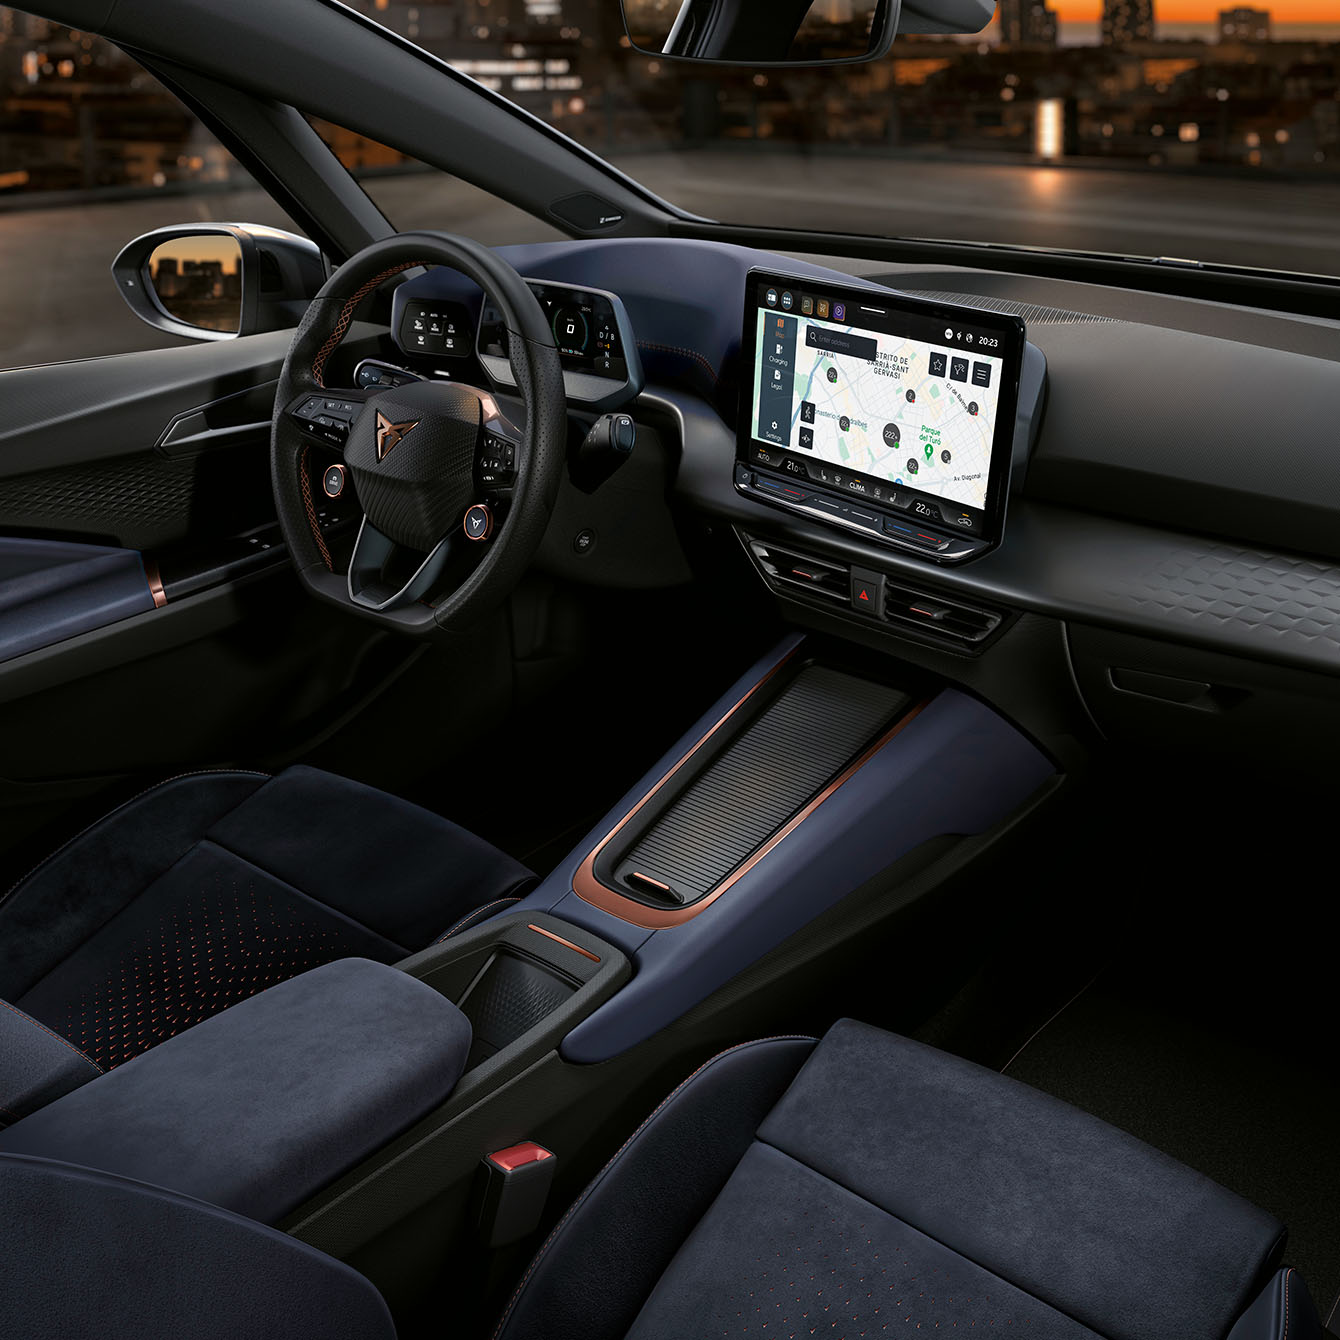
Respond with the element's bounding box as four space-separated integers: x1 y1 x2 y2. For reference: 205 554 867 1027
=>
1045 0 1331 20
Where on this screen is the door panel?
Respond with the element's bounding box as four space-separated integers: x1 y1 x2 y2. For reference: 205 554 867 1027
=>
0 324 427 869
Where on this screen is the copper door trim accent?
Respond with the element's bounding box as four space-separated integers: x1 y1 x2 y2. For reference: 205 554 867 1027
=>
144 561 167 608
526 924 601 964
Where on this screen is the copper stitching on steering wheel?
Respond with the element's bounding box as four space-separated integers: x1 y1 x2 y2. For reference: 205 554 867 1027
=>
310 259 428 387
301 257 432 566
298 442 333 571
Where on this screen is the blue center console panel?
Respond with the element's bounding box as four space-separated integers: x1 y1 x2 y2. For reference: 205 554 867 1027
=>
506 635 1056 1063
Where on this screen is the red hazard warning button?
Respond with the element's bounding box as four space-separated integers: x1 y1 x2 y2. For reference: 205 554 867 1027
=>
850 574 883 617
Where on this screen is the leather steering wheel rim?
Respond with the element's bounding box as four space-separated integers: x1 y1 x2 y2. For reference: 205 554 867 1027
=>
270 230 566 635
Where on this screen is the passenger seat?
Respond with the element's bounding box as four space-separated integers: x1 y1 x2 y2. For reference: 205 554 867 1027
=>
0 1019 1323 1339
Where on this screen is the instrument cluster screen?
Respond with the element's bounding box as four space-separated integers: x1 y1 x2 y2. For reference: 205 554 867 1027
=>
478 283 628 382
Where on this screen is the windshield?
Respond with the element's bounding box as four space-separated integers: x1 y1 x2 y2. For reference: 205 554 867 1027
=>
379 0 1340 279
1 0 1337 318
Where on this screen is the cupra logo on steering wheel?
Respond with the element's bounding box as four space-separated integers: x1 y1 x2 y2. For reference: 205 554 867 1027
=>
375 411 420 461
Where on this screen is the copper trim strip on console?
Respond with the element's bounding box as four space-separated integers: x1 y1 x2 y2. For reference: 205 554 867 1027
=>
526 923 601 963
144 561 167 609
572 644 930 929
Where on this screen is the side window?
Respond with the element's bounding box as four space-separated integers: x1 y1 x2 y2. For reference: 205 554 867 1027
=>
0 8 303 369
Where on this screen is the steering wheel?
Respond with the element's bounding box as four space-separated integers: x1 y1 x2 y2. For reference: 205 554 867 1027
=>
270 231 566 635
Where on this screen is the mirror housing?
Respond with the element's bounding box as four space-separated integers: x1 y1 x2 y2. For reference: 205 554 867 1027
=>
112 223 325 341
621 0 900 66
897 0 994 35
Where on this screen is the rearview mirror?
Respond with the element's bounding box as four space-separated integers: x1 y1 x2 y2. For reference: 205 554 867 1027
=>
111 223 325 341
620 0 899 65
620 0 995 63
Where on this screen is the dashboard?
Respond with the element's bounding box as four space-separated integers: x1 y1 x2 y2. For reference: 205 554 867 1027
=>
385 237 1340 726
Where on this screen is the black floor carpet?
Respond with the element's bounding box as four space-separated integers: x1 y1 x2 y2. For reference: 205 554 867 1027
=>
1006 963 1340 1318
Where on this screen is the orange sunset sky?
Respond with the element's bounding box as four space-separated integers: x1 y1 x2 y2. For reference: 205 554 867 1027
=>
1048 0 1335 17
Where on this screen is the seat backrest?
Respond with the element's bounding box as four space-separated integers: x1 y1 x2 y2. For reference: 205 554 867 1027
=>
0 1151 395 1340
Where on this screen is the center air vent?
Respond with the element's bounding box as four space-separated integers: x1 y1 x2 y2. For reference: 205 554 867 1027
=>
884 579 1003 645
746 537 850 605
743 531 1008 649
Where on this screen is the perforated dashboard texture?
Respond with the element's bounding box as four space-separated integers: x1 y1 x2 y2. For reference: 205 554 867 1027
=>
620 667 910 903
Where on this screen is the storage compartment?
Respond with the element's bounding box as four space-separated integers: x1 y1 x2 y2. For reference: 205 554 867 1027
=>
592 657 912 912
1069 622 1340 777
395 913 625 1087
457 951 582 1068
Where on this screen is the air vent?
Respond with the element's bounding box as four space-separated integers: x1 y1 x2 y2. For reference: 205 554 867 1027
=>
747 537 850 604
884 579 1004 645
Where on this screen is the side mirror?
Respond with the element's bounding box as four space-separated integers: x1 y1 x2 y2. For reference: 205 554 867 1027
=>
111 223 325 341
620 0 900 65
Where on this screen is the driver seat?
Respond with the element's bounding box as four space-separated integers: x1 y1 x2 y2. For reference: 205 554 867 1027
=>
0 767 533 1078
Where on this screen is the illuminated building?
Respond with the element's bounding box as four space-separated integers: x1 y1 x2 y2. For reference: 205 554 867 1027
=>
1101 0 1154 45
998 0 1059 47
1217 7 1272 41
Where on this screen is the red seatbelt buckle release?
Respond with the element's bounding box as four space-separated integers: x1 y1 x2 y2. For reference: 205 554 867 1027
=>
476 1142 557 1247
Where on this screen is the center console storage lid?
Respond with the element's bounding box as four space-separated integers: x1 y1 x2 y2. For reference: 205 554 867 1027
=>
0 958 471 1224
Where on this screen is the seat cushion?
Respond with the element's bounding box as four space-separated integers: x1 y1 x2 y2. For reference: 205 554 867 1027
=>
0 766 533 1069
497 1021 1291 1340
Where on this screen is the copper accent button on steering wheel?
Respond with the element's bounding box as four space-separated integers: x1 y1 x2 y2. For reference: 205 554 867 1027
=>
322 464 346 499
463 503 493 542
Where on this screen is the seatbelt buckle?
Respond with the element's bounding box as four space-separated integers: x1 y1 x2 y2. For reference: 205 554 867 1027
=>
476 1141 557 1247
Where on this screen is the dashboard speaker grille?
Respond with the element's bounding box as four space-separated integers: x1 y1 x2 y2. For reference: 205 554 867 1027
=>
615 666 909 904
902 290 1117 325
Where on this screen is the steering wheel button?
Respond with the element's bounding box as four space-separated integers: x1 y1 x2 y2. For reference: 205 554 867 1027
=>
322 465 346 499
464 503 493 542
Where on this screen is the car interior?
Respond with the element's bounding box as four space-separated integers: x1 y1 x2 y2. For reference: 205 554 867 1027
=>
1 0 1338 1337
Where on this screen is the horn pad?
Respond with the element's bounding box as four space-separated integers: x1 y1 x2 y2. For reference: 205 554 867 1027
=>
344 380 483 550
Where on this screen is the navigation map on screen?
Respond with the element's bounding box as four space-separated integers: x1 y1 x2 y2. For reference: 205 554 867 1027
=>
750 286 1007 517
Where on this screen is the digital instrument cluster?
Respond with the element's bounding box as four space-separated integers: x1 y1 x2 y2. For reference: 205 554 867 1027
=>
476 280 643 411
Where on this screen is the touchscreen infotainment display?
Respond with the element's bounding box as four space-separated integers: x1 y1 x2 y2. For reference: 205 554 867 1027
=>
738 270 1025 553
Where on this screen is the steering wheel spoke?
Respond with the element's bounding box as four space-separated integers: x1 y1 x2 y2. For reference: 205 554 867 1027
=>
346 515 462 612
285 387 370 455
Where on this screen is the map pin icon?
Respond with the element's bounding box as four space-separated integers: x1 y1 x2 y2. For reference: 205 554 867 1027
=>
924 443 933 461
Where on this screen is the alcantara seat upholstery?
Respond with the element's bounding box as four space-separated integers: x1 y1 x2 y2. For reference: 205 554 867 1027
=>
0 766 532 1091
492 1020 1321 1340
1 1017 1320 1339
